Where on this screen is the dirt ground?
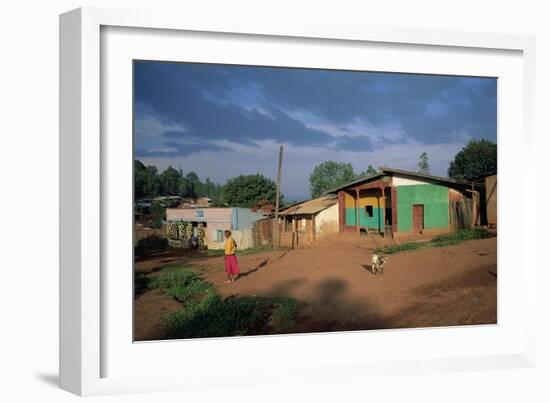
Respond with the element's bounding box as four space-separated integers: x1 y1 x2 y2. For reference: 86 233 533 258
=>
134 234 497 340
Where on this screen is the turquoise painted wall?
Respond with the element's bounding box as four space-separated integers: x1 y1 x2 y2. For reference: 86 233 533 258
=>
397 184 448 232
231 208 264 230
345 207 384 229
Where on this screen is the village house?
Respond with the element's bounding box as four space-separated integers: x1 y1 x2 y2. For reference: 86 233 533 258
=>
165 207 264 250
252 195 339 249
277 195 339 248
329 168 478 238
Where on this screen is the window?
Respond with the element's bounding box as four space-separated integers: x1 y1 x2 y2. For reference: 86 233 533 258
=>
195 209 204 218
365 205 374 217
215 230 224 242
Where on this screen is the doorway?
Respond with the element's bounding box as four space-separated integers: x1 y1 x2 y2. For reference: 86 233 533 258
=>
413 204 424 233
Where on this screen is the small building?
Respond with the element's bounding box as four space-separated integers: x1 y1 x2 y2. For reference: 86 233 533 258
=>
329 168 477 238
165 207 264 250
277 195 339 248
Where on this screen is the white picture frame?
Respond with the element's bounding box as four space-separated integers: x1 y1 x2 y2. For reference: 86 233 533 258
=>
59 6 537 396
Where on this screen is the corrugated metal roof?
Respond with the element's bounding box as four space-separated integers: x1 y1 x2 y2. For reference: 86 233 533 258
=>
324 173 386 194
325 167 472 194
381 168 471 185
279 195 337 216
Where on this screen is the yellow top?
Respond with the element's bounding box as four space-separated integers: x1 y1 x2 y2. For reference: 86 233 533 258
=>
224 236 236 255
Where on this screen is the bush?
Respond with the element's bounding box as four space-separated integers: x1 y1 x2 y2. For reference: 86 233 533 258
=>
374 242 423 255
135 234 168 255
270 298 299 331
148 270 199 290
165 280 213 303
151 202 165 229
373 228 491 255
134 270 150 297
162 296 266 338
432 228 490 246
152 265 300 339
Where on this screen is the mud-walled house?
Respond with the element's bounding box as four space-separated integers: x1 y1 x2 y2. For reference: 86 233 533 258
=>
276 195 339 248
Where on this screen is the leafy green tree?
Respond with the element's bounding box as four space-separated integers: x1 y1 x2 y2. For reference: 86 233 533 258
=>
448 139 497 180
223 174 281 208
309 161 356 198
134 160 160 198
159 166 182 195
203 178 223 200
358 165 378 178
151 201 165 228
417 152 430 175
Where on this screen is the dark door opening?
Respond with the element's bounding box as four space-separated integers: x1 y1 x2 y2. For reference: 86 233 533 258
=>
413 204 424 233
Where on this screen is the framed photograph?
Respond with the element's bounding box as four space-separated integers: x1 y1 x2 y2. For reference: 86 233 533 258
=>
60 7 537 396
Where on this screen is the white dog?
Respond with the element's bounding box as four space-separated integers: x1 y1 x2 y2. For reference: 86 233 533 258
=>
371 254 388 275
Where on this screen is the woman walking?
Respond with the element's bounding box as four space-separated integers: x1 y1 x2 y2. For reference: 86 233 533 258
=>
223 230 240 283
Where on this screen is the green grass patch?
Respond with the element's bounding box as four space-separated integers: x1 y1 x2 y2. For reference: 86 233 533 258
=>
135 234 168 255
431 228 490 247
373 242 424 255
148 270 200 290
374 228 492 255
147 263 300 339
269 298 299 332
162 296 299 339
134 270 150 297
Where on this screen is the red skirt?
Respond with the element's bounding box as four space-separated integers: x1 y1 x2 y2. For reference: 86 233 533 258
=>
225 254 240 274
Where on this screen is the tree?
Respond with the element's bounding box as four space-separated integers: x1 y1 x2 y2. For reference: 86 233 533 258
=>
448 139 497 180
159 166 182 195
184 171 202 198
417 152 430 175
150 201 166 229
134 160 160 198
222 174 281 208
203 178 223 200
358 165 378 178
309 161 356 198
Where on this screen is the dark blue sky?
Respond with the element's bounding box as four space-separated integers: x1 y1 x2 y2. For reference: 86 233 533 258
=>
134 61 496 199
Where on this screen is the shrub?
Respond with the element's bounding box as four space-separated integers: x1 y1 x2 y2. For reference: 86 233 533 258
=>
148 270 199 290
374 242 423 255
374 228 491 255
270 298 299 331
162 297 266 338
153 265 301 339
135 234 168 255
134 270 150 297
432 228 490 246
165 280 213 303
151 202 165 229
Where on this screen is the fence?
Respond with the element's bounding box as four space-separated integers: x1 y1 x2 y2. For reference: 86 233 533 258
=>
253 218 274 246
449 199 473 230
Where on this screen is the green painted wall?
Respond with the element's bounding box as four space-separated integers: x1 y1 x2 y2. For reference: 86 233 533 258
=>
345 207 384 229
397 184 449 232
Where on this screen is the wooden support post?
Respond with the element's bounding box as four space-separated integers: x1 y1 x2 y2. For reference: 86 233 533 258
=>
273 146 284 253
381 187 385 236
471 183 476 229
355 189 360 236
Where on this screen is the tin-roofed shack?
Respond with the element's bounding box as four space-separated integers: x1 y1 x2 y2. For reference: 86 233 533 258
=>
263 195 339 249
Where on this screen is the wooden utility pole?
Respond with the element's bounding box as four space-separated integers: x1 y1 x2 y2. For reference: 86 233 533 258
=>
273 146 284 253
